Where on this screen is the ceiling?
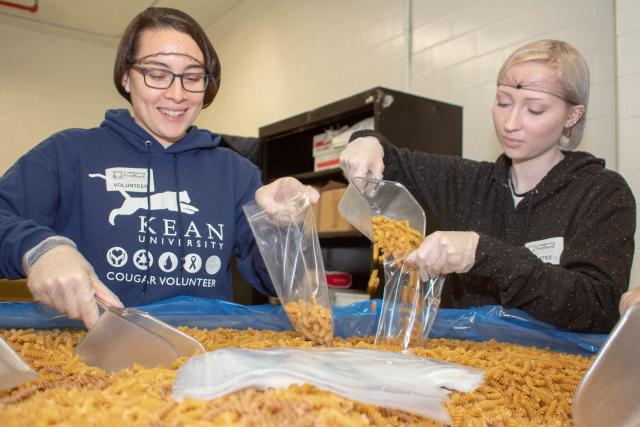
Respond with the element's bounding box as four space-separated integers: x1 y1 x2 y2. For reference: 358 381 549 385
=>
0 0 240 46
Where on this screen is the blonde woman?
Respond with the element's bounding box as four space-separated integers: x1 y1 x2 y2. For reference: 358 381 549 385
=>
259 39 635 333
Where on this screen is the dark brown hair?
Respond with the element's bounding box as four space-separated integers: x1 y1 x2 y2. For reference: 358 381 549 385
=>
113 7 221 108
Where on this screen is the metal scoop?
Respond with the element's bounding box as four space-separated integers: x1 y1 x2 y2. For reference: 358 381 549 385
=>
338 177 426 241
74 303 204 373
0 336 37 390
573 304 640 427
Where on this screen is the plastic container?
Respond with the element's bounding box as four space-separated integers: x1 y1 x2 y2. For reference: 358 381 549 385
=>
338 177 425 241
0 336 37 390
573 304 640 427
74 306 204 372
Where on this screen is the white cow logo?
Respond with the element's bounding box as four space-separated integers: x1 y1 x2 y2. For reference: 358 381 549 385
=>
89 173 199 225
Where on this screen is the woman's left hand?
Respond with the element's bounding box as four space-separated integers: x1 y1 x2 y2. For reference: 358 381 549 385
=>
407 231 479 280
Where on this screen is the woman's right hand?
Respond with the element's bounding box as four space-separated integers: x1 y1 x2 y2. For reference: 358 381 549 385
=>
26 245 123 329
339 136 385 182
619 287 640 315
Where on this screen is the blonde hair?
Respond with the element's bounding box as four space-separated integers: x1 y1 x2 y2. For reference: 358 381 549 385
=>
497 39 590 150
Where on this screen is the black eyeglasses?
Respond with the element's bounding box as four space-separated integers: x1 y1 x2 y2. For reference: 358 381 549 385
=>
131 66 211 93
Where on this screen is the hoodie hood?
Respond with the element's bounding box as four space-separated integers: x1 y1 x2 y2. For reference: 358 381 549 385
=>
492 151 606 205
100 108 221 154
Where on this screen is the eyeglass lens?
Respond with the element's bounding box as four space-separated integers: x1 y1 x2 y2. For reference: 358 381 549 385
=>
142 68 208 92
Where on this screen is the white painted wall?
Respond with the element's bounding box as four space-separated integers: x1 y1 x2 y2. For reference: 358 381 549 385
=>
0 24 127 174
0 0 637 287
616 0 640 288
410 0 617 164
199 0 408 136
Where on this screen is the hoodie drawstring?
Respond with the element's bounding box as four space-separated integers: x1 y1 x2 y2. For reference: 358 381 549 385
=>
522 190 536 242
174 154 185 276
141 140 152 305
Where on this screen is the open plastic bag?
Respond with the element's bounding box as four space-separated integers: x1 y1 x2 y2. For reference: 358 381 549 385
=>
172 347 483 425
375 258 445 351
244 194 333 345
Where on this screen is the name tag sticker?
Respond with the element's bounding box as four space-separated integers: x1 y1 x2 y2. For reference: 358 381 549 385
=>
525 237 564 265
105 167 155 193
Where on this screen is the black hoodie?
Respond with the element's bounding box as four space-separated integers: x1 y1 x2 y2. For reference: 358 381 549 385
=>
352 130 636 333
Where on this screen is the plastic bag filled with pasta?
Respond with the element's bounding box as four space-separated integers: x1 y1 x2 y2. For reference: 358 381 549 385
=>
375 258 445 351
244 194 333 345
173 347 484 425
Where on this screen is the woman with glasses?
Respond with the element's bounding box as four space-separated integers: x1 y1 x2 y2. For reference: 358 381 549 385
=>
258 39 636 333
0 7 275 328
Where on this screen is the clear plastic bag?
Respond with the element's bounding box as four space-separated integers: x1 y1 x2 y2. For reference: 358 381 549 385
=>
244 194 333 345
172 347 483 425
375 258 445 351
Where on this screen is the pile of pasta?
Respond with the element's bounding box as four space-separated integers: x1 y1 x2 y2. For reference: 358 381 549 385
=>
0 327 591 426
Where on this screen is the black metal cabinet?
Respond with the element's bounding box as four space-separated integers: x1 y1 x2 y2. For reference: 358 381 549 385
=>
254 87 462 298
259 86 462 184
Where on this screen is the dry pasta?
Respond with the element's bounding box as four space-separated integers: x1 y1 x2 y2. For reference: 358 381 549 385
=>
368 215 424 295
0 327 592 426
283 299 333 346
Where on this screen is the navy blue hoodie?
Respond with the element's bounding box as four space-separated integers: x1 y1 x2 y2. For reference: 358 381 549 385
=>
0 109 274 306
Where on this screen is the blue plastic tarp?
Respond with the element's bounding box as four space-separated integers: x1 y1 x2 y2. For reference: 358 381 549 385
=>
0 296 606 356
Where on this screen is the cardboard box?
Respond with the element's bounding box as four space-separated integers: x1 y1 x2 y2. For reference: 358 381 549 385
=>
317 182 356 233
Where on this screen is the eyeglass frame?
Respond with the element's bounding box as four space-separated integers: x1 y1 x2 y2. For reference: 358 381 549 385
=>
130 65 212 93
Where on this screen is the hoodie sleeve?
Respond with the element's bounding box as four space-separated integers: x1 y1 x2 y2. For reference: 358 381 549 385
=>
473 178 636 333
0 140 62 278
349 129 484 225
233 167 276 297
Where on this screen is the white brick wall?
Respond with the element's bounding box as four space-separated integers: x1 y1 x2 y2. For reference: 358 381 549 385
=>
616 0 640 289
0 24 126 174
198 0 408 136
411 0 616 165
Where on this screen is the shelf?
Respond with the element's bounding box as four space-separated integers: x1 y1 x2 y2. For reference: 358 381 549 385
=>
319 232 368 248
318 230 362 239
293 168 341 180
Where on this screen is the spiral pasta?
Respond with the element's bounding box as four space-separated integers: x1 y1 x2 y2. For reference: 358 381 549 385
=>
283 299 333 345
0 328 591 426
368 215 424 295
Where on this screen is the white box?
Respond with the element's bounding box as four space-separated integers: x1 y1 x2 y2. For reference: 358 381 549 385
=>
329 289 370 306
312 126 348 157
314 151 341 171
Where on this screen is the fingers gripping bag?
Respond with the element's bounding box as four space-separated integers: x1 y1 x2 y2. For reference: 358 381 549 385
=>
244 194 333 345
375 259 445 351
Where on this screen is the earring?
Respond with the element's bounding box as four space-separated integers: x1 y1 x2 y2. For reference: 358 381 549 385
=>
559 126 572 148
